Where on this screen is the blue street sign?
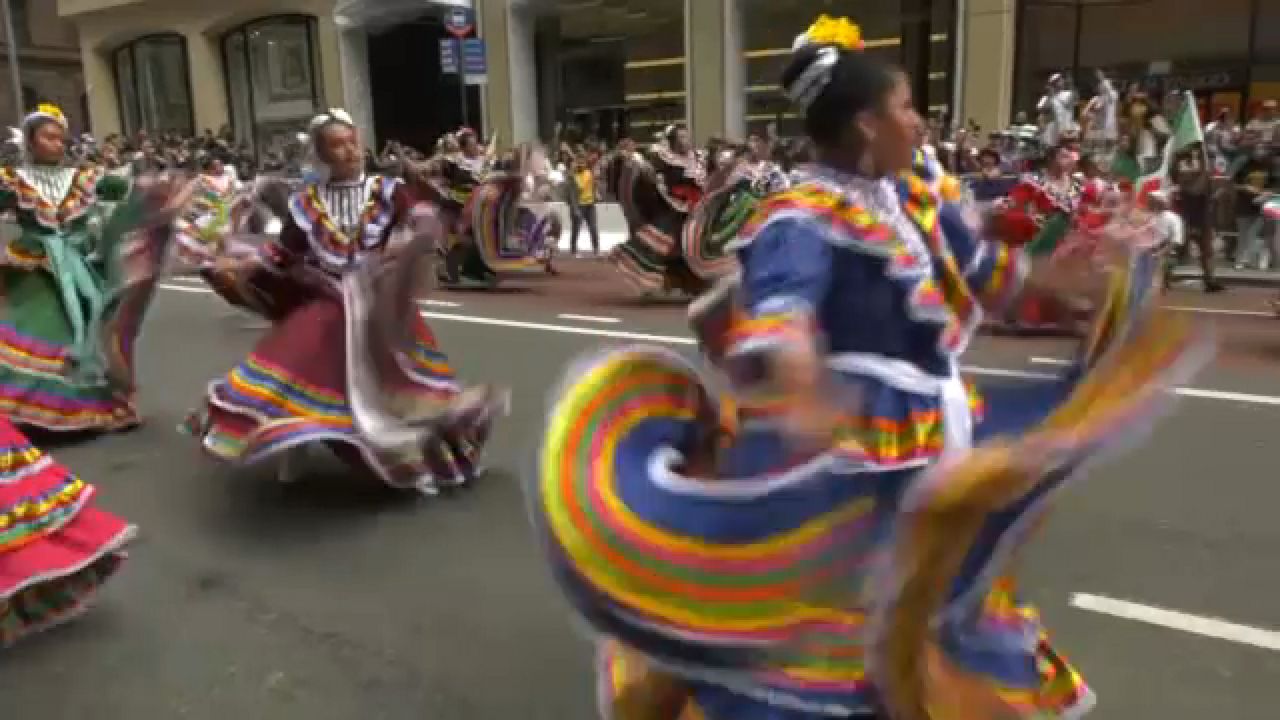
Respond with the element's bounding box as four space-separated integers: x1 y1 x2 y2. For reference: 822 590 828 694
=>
443 7 474 38
439 38 459 74
461 38 487 76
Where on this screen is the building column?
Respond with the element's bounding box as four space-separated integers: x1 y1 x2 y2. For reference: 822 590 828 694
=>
81 45 120 138
534 15 561 142
337 28 374 140
958 0 1016 132
684 0 744 143
183 31 229 133
477 0 539 146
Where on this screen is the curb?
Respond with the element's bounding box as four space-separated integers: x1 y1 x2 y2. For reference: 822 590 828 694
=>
1169 267 1280 289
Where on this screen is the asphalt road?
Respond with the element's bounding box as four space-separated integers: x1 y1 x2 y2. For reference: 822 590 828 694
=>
2 260 1278 720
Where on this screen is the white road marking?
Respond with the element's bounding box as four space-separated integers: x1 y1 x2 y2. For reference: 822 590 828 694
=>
557 313 621 324
419 310 696 344
161 283 213 294
1029 356 1071 366
157 285 1280 408
420 299 462 308
1070 592 1280 652
1165 305 1273 318
1172 386 1280 406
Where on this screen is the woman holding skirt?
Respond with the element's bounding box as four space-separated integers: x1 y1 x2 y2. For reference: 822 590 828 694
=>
528 16 1209 719
609 124 707 296
185 109 506 493
0 104 182 432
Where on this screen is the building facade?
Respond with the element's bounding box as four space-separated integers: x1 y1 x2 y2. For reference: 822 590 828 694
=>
1013 0 1280 121
1 0 86 132
56 0 1024 150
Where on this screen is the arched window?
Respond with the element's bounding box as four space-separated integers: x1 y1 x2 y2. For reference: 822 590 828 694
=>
112 34 195 136
221 15 323 155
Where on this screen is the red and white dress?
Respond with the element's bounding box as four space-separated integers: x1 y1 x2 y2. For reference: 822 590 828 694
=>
1 419 134 646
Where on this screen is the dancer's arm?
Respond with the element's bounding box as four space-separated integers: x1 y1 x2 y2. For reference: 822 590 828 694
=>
734 217 836 445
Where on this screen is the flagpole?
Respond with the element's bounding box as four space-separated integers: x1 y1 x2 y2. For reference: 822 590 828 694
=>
0 0 23 126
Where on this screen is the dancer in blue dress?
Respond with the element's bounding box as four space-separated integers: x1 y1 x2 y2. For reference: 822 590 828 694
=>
528 14 1209 720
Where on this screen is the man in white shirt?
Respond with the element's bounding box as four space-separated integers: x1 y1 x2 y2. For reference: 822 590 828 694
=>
1038 73 1077 147
1083 69 1118 156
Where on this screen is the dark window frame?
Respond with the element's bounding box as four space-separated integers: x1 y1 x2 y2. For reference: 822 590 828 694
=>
219 13 323 160
111 33 195 136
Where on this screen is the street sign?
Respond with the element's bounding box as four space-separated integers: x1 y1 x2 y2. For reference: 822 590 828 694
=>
439 38 459 74
443 7 474 38
461 38 487 84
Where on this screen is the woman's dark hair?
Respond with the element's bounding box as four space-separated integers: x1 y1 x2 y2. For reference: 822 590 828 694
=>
780 44 900 149
664 124 685 148
196 152 220 172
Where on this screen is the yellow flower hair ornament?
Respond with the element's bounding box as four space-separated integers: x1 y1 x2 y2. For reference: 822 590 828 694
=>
792 14 864 52
23 103 68 131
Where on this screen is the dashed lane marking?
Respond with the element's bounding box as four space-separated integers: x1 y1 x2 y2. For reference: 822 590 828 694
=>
1070 593 1280 652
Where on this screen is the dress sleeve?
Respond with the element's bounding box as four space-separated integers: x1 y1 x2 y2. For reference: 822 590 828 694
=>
729 216 831 356
259 217 308 272
940 202 1029 314
95 173 131 203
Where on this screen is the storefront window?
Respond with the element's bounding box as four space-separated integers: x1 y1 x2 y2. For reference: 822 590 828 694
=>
534 0 685 144
1249 0 1280 115
221 15 323 156
739 0 954 138
113 35 195 136
1014 0 1254 120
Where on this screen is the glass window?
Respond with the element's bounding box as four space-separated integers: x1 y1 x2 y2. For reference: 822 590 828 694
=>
534 0 686 144
1014 0 1253 119
112 35 195 136
221 15 323 157
739 0 954 138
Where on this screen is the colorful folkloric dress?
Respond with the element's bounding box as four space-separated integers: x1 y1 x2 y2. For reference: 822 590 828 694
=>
609 143 707 295
0 419 135 647
529 162 1209 718
185 173 506 492
427 152 502 286
0 164 173 431
443 146 558 286
172 172 252 270
682 159 789 287
995 171 1083 331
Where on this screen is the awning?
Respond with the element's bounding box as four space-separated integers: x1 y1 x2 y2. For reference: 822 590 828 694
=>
333 0 473 31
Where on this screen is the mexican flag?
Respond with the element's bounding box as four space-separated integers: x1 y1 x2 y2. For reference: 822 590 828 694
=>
1133 91 1205 206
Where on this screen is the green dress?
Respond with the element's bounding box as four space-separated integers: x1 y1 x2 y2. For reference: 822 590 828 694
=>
0 163 153 431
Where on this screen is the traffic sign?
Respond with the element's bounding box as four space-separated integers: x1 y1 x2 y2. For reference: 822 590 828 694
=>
461 38 487 76
443 7 474 38
439 38 459 74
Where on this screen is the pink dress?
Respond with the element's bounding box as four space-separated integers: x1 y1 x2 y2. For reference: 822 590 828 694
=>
0 418 134 646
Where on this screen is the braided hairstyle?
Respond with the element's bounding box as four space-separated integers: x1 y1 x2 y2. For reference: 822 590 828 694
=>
780 42 901 153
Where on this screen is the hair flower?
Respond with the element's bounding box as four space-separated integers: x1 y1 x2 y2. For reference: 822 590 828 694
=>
801 15 864 51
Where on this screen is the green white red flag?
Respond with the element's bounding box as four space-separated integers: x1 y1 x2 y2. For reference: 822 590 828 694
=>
1134 91 1205 206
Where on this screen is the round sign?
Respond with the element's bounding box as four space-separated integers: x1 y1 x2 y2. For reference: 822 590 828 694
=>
444 8 474 38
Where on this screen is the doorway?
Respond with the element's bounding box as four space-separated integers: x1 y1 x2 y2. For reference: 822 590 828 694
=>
367 14 482 153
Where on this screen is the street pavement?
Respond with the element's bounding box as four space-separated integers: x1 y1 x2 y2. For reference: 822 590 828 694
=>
2 259 1279 720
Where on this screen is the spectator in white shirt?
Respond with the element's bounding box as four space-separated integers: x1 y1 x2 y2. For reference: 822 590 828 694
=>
1037 74 1077 148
